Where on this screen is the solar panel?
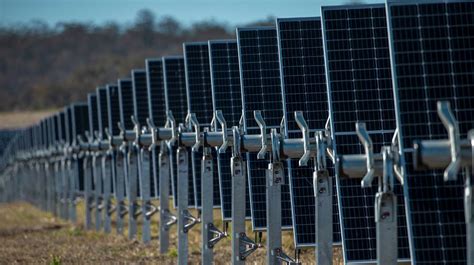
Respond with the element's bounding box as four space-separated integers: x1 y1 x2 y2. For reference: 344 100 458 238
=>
39 119 47 153
65 106 73 146
276 17 341 247
87 94 99 137
321 4 410 262
208 40 251 221
183 42 221 208
131 69 150 199
236 27 292 230
118 79 134 131
53 114 60 144
72 103 89 142
132 70 149 126
106 84 121 197
106 85 121 136
117 78 134 199
72 103 89 192
147 59 167 126
387 1 474 264
96 87 109 139
163 56 195 208
146 58 167 198
59 111 66 144
47 117 54 149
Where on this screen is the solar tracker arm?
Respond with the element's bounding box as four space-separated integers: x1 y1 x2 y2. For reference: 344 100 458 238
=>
186 113 201 152
294 111 310 166
356 123 376 188
131 115 142 149
254 111 268 159
215 110 229 153
413 102 473 181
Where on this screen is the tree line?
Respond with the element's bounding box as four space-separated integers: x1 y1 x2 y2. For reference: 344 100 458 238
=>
0 9 273 111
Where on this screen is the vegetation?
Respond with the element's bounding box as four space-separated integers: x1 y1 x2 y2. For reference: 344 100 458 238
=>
0 201 343 264
0 9 274 112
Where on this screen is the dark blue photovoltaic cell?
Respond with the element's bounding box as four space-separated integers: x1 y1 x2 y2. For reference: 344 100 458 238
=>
59 111 66 143
118 79 134 131
163 56 195 208
237 27 292 230
147 59 167 127
146 59 166 199
88 94 99 136
322 4 409 262
183 43 221 208
53 114 60 143
106 84 121 196
208 40 251 221
277 17 341 247
72 103 89 139
65 106 73 145
96 87 109 139
387 1 474 264
72 103 88 192
106 85 121 136
132 70 150 126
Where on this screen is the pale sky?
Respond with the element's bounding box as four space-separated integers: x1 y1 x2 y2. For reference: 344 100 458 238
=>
0 0 376 27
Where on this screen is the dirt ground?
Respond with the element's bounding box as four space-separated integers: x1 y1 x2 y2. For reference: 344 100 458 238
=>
0 202 343 264
0 110 56 130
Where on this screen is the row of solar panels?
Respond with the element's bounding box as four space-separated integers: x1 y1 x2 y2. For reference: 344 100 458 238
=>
1 0 473 264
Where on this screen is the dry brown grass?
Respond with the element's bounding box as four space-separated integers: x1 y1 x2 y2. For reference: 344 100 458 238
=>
0 110 56 130
0 201 343 264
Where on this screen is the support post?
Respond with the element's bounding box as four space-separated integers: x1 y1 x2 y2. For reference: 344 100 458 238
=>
314 131 333 265
201 146 214 264
93 154 103 231
83 155 93 229
139 148 153 244
231 143 246 264
159 145 172 253
61 158 68 220
466 168 474 265
266 161 283 265
68 158 77 222
116 151 126 234
45 161 52 214
177 146 189 265
375 147 397 265
314 169 333 265
128 147 139 240
103 154 113 233
231 126 258 264
54 160 61 217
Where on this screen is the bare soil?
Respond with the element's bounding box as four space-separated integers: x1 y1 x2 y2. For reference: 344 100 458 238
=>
0 202 343 264
0 110 56 130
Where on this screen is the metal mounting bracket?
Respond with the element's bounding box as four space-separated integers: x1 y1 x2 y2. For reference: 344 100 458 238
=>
133 202 142 218
254 111 268 159
166 111 177 146
438 101 462 181
215 110 229 153
295 111 311 166
356 123 375 188
119 202 128 218
144 201 158 218
206 222 228 249
273 248 302 265
238 232 261 261
186 113 201 152
146 118 157 151
183 210 200 233
163 209 177 229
